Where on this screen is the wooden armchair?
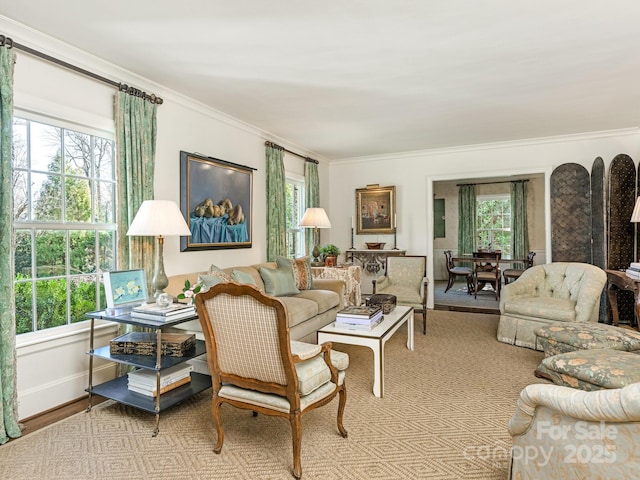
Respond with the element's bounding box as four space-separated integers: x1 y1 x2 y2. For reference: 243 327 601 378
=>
502 251 536 285
194 282 348 479
372 255 428 334
472 251 501 300
444 250 473 293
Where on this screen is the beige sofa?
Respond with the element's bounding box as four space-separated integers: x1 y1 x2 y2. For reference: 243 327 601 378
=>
497 262 607 350
165 262 345 344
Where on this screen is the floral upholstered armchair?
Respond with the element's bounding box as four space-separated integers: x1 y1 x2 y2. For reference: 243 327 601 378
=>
508 382 640 479
372 255 427 334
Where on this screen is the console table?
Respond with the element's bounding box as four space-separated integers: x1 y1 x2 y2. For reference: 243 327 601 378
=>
311 265 362 306
344 249 406 274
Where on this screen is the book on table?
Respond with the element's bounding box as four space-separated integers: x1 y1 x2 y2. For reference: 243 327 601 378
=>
131 302 195 316
336 305 382 319
336 316 384 331
130 309 197 321
336 306 383 326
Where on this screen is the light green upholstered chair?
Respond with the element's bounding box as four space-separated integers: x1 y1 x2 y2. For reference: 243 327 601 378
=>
194 282 348 479
497 262 607 350
508 382 640 479
372 255 428 334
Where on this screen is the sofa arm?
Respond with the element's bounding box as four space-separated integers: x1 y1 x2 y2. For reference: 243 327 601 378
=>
508 383 640 436
313 278 346 308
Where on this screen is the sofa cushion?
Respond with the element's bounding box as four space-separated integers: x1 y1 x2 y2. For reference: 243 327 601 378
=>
294 289 340 314
276 256 314 290
535 323 640 357
503 296 577 322
278 296 318 328
259 266 300 297
538 349 640 390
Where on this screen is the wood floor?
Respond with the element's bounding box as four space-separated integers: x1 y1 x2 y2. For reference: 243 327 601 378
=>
16 394 107 439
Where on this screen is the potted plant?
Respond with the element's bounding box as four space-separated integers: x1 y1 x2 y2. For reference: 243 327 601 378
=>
320 244 341 266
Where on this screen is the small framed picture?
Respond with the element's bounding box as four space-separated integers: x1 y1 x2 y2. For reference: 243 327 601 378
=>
103 269 149 308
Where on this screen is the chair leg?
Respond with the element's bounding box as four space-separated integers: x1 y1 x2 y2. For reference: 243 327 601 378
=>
337 385 348 438
445 274 455 292
422 308 427 335
212 397 224 454
290 412 303 479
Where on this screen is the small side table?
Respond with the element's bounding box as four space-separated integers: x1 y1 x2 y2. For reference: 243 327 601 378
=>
311 265 362 306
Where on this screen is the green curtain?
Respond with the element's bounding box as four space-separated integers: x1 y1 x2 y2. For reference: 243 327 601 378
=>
114 91 157 276
458 184 476 256
266 144 286 261
0 45 21 444
304 161 320 256
511 181 529 265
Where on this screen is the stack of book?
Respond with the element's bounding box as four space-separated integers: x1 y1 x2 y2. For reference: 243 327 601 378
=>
127 363 193 397
626 263 640 279
335 305 383 330
130 302 196 321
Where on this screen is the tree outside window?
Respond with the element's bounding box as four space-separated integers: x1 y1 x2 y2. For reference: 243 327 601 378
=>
285 176 306 258
13 117 116 334
476 195 511 255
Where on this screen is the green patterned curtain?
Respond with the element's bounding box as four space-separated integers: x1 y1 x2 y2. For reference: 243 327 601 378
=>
114 91 157 275
0 45 21 444
458 184 476 256
266 144 287 261
304 161 319 256
511 181 529 265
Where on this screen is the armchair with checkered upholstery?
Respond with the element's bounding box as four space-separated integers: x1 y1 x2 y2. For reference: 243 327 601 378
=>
194 282 348 479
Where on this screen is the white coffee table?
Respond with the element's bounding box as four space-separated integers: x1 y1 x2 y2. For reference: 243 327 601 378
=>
317 305 414 397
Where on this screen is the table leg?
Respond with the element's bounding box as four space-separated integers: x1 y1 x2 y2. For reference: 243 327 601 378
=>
607 286 620 326
407 313 414 351
371 343 383 398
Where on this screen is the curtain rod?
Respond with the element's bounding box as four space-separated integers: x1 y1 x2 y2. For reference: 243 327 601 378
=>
264 141 318 164
0 34 163 105
456 179 529 187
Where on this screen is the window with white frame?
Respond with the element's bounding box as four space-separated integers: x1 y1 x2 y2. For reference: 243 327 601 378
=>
285 176 306 258
476 195 511 255
13 116 116 334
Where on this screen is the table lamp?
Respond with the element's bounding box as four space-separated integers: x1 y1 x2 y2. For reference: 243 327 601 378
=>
300 207 331 267
127 200 192 297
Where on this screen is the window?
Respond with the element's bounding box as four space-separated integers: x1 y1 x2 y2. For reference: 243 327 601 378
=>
13 116 116 334
285 176 306 258
476 195 511 255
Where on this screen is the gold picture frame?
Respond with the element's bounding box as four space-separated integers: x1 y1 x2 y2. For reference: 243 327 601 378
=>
356 185 396 234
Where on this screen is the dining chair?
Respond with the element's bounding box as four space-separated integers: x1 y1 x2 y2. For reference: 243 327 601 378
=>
443 250 473 293
472 251 501 300
503 251 536 285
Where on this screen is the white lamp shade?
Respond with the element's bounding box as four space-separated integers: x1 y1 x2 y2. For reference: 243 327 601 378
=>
632 197 640 223
300 207 331 228
127 200 192 237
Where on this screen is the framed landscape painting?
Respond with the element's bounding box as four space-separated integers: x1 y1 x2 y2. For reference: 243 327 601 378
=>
180 151 254 251
356 185 396 234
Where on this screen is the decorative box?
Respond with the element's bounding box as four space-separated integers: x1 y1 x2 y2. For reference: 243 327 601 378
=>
110 332 196 357
366 294 397 314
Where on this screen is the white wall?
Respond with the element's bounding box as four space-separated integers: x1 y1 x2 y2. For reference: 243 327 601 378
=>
3 17 329 419
326 131 640 307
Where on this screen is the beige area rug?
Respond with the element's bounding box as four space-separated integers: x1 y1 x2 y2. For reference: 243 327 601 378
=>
1 311 544 480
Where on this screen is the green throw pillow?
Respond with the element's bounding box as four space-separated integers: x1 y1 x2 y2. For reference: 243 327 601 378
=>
259 266 300 297
198 269 233 292
231 269 256 286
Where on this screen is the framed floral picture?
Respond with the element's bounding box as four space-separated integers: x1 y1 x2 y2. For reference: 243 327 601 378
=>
356 185 396 234
103 269 148 308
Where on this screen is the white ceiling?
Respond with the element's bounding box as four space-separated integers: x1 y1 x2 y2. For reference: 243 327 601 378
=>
1 1 640 160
